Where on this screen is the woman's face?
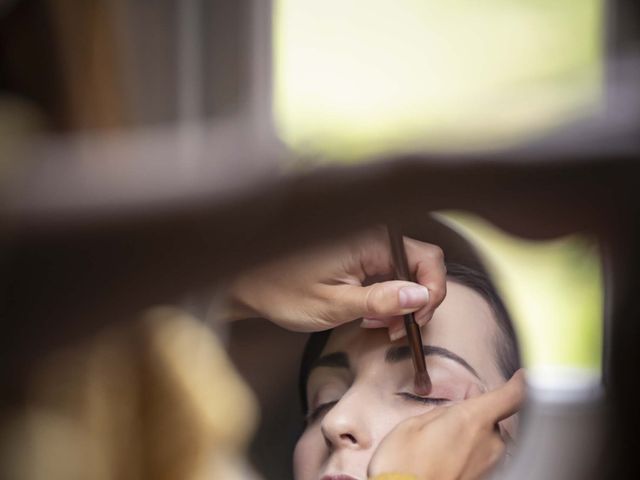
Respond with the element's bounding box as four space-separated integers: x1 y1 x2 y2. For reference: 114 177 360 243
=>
293 280 515 480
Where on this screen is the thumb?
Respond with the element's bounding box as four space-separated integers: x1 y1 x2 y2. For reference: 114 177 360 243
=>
338 280 430 320
467 369 526 424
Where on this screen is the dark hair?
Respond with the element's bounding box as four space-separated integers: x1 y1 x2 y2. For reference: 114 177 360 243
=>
445 263 521 380
298 262 521 414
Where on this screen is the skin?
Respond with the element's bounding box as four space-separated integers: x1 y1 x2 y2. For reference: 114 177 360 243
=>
228 230 447 338
293 281 517 480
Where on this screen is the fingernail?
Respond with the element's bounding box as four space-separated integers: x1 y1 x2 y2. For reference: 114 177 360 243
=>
398 285 430 309
361 318 386 328
389 326 406 342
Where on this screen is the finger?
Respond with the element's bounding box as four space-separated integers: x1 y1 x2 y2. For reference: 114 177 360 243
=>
335 280 430 323
360 316 403 328
404 238 447 326
464 370 526 424
354 226 395 278
461 434 505 480
353 231 444 327
360 318 388 328
360 316 407 341
387 317 407 341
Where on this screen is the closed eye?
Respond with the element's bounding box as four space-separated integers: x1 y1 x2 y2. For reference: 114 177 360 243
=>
396 392 450 405
306 400 339 423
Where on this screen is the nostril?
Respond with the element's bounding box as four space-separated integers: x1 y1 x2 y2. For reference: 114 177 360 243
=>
340 433 357 444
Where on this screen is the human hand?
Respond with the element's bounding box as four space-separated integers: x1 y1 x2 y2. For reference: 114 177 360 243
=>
226 228 446 340
368 370 525 480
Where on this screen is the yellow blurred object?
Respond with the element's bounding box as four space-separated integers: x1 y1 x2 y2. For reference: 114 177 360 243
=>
438 211 603 373
370 474 418 480
0 308 258 480
275 0 603 160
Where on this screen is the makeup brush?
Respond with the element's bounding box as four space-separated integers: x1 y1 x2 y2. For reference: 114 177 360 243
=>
388 226 432 396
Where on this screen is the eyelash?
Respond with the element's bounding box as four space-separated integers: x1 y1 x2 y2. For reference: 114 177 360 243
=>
306 401 338 423
306 393 450 423
397 392 450 405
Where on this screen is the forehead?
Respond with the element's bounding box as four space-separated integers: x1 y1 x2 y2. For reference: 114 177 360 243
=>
322 281 504 387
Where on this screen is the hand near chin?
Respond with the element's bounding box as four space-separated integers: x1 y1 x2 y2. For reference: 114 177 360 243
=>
368 370 525 480
226 228 446 338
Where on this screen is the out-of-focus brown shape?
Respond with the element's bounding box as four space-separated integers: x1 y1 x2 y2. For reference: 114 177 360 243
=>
47 0 127 130
0 0 639 479
0 307 258 480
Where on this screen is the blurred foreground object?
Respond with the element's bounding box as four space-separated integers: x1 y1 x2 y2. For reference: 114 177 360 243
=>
0 308 258 480
1 0 640 479
275 0 604 159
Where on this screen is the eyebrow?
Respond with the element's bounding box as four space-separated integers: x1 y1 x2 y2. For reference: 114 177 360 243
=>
385 345 482 381
309 351 350 372
309 346 481 382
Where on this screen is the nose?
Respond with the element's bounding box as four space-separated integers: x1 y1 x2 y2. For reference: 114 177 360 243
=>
320 389 373 451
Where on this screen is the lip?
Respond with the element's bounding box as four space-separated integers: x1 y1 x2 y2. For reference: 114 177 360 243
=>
320 475 360 480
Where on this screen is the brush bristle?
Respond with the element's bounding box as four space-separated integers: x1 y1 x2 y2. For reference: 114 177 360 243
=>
414 371 432 396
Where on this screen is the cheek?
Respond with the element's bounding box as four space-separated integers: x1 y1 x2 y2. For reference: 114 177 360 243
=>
293 427 324 480
368 405 419 451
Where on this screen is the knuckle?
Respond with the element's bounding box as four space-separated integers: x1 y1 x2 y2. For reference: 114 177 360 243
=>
426 244 445 261
364 284 385 316
487 438 506 464
429 284 446 303
455 404 476 426
363 286 376 315
400 416 425 436
404 415 423 429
